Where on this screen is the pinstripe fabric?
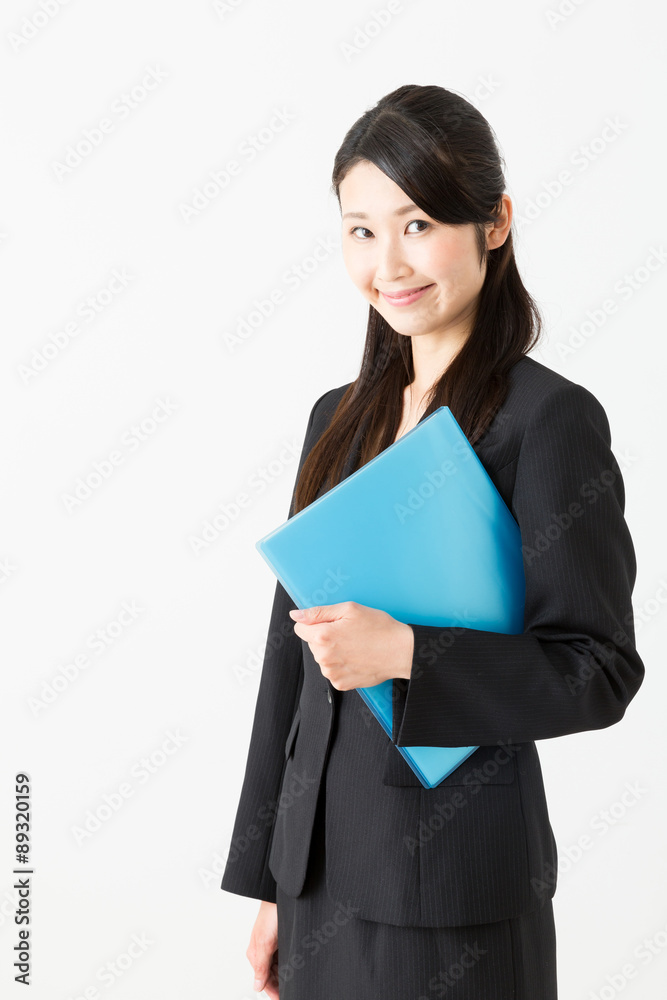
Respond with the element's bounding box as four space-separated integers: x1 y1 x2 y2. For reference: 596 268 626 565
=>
391 380 642 747
218 389 333 904
221 356 644 945
320 677 545 927
276 771 557 999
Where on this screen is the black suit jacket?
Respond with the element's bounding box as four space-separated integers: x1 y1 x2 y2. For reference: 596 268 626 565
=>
220 355 645 927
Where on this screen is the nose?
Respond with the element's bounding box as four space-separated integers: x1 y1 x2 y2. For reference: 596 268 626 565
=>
374 236 411 286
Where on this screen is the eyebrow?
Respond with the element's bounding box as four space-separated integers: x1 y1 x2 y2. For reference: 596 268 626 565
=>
341 203 421 220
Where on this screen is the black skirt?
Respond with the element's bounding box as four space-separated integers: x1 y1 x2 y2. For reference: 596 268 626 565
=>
276 767 557 1000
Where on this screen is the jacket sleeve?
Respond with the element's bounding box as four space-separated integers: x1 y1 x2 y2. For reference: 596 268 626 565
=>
220 390 329 903
391 382 645 748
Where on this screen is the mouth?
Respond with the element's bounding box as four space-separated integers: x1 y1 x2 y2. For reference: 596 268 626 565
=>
379 284 434 306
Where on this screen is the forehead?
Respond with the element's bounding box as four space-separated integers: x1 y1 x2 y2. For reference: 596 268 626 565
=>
339 161 415 217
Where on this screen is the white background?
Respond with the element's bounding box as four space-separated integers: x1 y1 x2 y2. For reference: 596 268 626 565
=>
1 1 665 997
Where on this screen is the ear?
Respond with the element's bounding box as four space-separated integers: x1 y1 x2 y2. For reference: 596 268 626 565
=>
486 193 513 251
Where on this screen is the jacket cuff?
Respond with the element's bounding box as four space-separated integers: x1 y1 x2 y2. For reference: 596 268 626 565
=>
391 676 409 744
220 862 277 904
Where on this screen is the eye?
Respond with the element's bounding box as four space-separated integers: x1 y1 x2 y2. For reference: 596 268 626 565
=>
348 219 432 240
349 226 373 239
406 219 431 234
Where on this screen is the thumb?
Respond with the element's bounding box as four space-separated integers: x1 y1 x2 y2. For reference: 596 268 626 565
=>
290 604 345 623
253 966 266 991
289 606 321 621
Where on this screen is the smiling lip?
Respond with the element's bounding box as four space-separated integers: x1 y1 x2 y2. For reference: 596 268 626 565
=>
380 284 434 306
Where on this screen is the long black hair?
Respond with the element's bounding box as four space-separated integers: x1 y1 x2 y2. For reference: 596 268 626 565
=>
293 83 542 515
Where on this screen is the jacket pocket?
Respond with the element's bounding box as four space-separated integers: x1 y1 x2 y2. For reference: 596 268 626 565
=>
284 706 301 760
382 741 517 787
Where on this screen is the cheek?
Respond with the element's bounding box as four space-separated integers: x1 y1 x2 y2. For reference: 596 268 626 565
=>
346 257 374 292
428 239 465 272
428 241 480 290
342 246 364 283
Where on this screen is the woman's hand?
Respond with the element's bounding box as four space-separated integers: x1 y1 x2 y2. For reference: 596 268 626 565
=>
247 900 279 998
289 602 414 689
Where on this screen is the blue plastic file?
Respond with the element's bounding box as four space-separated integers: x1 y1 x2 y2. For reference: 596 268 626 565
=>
255 405 525 789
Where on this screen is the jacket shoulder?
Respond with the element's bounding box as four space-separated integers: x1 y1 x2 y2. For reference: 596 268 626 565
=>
508 355 606 412
309 382 353 431
485 355 610 458
309 362 610 452
314 360 605 426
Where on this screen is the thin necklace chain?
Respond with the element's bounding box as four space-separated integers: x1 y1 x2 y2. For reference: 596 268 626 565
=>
397 383 427 439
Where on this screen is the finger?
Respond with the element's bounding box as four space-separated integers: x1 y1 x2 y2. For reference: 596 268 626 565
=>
263 960 280 999
253 949 278 995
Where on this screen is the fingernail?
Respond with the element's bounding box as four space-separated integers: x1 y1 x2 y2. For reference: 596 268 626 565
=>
290 609 305 619
253 978 262 990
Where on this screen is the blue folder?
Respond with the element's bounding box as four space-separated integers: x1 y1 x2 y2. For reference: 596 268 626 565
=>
255 405 525 789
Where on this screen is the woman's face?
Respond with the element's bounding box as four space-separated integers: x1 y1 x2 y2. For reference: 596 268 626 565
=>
339 160 498 344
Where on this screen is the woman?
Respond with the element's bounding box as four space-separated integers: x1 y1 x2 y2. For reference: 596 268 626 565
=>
220 84 645 999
